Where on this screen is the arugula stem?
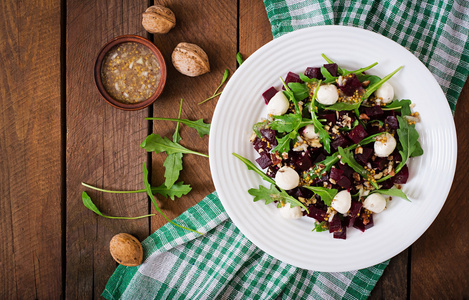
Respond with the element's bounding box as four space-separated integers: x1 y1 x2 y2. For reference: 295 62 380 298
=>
82 182 145 193
198 92 222 105
363 66 403 99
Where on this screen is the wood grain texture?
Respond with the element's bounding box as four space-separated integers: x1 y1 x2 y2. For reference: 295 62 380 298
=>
0 0 62 299
66 0 150 298
147 0 237 231
410 79 469 299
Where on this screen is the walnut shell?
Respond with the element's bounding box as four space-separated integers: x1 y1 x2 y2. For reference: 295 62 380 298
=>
171 42 210 77
142 5 176 34
109 233 143 267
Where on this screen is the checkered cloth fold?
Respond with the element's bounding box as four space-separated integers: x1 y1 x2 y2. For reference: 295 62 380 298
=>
103 192 387 300
103 1 469 299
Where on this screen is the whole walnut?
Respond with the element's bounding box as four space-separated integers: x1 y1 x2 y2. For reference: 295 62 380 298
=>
142 5 176 34
172 42 210 77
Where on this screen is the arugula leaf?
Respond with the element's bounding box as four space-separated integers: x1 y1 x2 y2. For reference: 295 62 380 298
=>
299 73 319 83
142 162 202 234
302 186 338 206
324 102 361 111
321 53 378 77
338 147 378 189
141 134 209 157
151 181 192 200
397 115 421 165
248 184 307 210
252 119 268 138
232 153 276 185
288 82 310 100
371 188 410 202
270 114 302 133
309 80 332 153
145 118 210 138
304 153 340 180
82 191 155 219
312 221 328 232
198 69 230 104
163 153 183 188
236 52 244 65
381 99 412 116
356 74 381 86
363 66 403 100
272 131 296 154
320 66 337 83
410 141 423 157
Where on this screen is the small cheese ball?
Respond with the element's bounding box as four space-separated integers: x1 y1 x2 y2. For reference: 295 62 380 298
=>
375 82 394 104
331 190 351 214
374 133 397 157
279 203 303 219
302 124 319 140
275 166 299 190
316 84 339 105
267 91 290 116
363 193 387 213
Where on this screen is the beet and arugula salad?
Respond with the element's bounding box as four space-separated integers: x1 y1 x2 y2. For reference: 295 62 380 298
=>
233 54 423 240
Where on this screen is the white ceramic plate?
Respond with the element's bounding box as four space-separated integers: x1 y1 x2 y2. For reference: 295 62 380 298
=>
209 25 457 272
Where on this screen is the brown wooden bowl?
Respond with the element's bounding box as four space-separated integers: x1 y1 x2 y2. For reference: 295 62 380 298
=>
94 35 166 110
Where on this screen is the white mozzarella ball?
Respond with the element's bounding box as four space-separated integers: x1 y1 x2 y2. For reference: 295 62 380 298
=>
375 82 394 104
331 190 351 214
302 124 318 139
275 166 299 190
267 91 290 116
363 193 387 213
316 84 339 105
374 133 397 157
279 203 303 219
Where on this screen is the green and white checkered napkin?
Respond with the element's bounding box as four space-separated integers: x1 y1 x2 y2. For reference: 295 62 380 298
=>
103 1 469 299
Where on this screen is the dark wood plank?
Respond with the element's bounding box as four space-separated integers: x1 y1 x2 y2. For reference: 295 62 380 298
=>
0 0 62 298
410 79 469 299
147 0 237 231
66 0 150 298
369 251 409 299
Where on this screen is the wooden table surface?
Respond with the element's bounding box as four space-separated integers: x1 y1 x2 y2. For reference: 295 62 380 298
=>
1 0 467 299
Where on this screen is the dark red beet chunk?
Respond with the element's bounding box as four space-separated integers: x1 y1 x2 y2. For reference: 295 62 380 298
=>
338 74 363 96
290 151 312 171
385 115 399 129
260 128 277 146
364 106 384 118
262 86 277 104
333 228 347 239
338 162 354 180
348 124 368 144
285 71 303 84
253 137 267 153
313 153 326 164
353 215 374 232
307 205 327 222
330 167 344 181
304 67 324 80
336 176 351 189
372 157 387 171
319 112 337 125
380 179 394 189
332 134 352 150
323 63 338 77
266 165 279 178
355 147 373 165
349 201 362 218
393 164 409 184
255 151 272 169
329 214 342 233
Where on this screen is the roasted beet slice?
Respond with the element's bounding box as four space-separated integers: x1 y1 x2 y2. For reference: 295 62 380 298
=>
313 153 326 164
353 215 374 232
307 205 327 222
262 86 277 104
285 71 303 84
349 201 362 218
338 162 354 179
266 165 279 178
255 151 272 169
348 124 368 144
380 179 394 189
333 228 347 239
355 147 373 165
329 167 344 181
393 164 409 184
385 115 399 129
338 74 363 96
372 157 387 171
319 112 337 125
364 106 384 118
331 134 352 150
253 137 267 153
260 128 277 145
323 63 338 77
304 67 324 80
329 214 342 233
290 151 312 171
336 176 352 189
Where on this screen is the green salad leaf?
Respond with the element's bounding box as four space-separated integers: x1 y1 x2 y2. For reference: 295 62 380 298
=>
141 134 209 157
145 117 211 138
302 186 338 206
312 221 328 232
371 188 410 202
248 184 306 210
338 147 378 189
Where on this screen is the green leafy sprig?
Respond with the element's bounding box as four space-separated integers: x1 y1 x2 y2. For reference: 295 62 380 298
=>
199 69 230 104
144 117 210 138
338 146 379 189
236 52 244 65
302 186 338 206
371 188 410 202
141 134 209 158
